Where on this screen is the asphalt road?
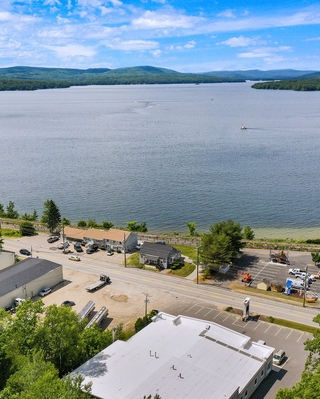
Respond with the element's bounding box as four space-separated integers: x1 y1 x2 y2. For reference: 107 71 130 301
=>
4 236 320 328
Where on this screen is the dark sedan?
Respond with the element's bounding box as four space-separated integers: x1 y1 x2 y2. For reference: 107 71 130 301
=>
19 249 31 256
61 300 75 307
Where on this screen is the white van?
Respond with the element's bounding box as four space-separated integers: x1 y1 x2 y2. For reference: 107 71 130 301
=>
287 278 307 290
273 350 285 365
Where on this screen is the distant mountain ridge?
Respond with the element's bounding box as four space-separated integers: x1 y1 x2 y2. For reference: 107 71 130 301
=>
0 65 182 81
200 69 318 80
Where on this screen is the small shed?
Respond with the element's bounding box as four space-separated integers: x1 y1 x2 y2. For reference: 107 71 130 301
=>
257 278 271 291
271 281 283 292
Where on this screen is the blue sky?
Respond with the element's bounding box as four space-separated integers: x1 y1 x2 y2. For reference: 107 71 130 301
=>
1 0 320 72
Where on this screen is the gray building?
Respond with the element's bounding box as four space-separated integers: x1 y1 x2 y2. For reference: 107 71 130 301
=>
139 242 182 269
0 258 63 309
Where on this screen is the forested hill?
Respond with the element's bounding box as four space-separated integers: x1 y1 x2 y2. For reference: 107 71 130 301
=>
0 65 245 91
251 78 320 91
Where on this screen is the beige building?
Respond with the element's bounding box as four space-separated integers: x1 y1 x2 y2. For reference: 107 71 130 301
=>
0 258 63 309
63 227 138 251
0 250 15 271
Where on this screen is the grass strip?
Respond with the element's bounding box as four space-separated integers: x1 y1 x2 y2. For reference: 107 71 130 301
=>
232 284 318 306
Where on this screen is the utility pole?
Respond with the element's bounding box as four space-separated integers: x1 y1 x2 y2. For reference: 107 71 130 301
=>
303 264 308 307
143 292 150 326
197 245 200 284
124 232 126 267
62 223 65 254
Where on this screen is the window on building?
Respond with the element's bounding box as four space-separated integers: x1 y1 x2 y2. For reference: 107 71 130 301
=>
261 370 264 377
254 378 258 386
267 361 271 371
245 390 248 398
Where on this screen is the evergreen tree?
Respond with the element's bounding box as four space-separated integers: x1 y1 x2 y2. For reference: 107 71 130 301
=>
41 200 61 233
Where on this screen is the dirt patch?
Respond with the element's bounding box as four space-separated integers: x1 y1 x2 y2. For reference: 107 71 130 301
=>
111 294 128 302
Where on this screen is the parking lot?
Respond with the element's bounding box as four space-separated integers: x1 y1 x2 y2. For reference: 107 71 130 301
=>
162 299 312 399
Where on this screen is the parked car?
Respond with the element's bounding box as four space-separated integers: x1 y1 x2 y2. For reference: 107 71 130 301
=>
86 247 96 254
107 251 113 256
39 288 51 297
74 243 83 252
61 300 75 307
19 249 31 256
273 349 285 365
69 255 80 261
288 268 301 275
47 236 59 243
57 241 69 250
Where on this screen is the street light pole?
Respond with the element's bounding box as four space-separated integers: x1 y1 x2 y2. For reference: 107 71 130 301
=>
303 264 308 307
124 232 126 268
143 292 150 326
197 245 200 284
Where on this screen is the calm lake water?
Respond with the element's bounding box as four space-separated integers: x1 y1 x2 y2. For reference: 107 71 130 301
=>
1 82 320 238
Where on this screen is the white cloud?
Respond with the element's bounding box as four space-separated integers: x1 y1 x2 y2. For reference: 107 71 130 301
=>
106 39 159 50
131 10 203 30
305 37 320 41
44 0 61 5
218 36 260 47
238 46 292 58
151 49 161 57
99 6 113 16
45 44 96 57
217 9 236 19
184 40 196 49
0 12 12 21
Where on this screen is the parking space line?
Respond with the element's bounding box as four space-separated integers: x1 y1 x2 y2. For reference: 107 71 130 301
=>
185 304 199 312
233 316 240 325
264 324 272 333
275 327 282 336
254 321 262 330
195 307 204 314
223 314 231 322
213 311 222 320
297 332 304 342
204 309 214 317
252 262 270 281
286 330 293 339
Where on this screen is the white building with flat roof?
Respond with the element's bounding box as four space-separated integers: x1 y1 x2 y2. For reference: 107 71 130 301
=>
73 313 274 399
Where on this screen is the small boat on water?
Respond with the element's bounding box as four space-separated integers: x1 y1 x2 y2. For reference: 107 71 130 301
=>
241 125 247 130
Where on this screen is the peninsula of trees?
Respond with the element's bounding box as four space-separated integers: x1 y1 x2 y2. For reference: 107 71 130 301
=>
252 77 320 91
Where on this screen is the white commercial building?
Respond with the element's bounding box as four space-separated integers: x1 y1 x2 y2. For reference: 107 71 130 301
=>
73 313 274 399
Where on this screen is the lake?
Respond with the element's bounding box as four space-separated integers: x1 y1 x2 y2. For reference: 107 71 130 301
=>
1 82 320 239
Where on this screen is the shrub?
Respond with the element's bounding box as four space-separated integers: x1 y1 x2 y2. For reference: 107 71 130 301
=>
117 249 121 253
173 231 179 235
226 307 233 312
77 220 87 227
19 222 35 236
100 246 106 250
269 316 275 323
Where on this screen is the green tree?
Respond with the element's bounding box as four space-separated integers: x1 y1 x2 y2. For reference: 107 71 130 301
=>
311 252 320 266
61 217 71 226
19 222 35 236
87 218 98 228
32 209 38 221
0 203 5 217
102 221 114 229
209 219 244 257
6 201 19 219
243 226 255 240
186 222 196 236
135 310 158 333
77 220 87 227
41 200 61 233
201 232 233 270
0 351 92 399
127 221 148 232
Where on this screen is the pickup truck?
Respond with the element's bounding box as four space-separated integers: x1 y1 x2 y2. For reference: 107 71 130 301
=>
86 275 110 291
288 268 301 275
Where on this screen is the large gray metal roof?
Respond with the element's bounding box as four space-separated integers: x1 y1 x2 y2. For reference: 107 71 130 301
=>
0 258 61 297
73 313 274 399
